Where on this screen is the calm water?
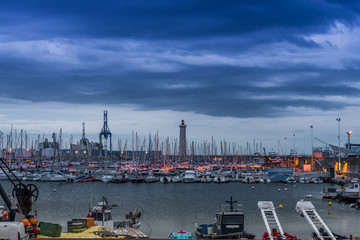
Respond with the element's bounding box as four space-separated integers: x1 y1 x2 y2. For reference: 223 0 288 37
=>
2 181 359 239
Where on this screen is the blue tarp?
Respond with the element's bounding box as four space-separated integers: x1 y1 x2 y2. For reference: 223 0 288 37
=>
267 168 293 181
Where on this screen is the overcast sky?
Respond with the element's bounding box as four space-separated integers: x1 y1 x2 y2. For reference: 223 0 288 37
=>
1 0 360 154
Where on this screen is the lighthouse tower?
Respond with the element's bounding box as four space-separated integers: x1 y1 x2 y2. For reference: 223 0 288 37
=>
179 120 187 160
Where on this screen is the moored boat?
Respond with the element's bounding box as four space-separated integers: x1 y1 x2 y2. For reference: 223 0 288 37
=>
169 230 196 239
322 179 359 199
75 176 95 182
242 175 255 183
213 175 227 183
322 187 338 199
285 176 296 183
101 175 114 183
195 197 255 239
171 175 182 183
129 173 145 183
183 170 196 183
89 197 114 229
145 174 159 183
258 177 271 183
299 177 309 184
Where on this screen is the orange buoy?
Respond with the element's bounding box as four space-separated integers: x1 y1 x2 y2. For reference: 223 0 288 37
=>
29 218 38 226
2 211 8 216
21 218 30 226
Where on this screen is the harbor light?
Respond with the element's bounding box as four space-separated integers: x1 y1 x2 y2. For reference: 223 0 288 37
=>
26 148 30 152
9 148 12 152
346 131 352 149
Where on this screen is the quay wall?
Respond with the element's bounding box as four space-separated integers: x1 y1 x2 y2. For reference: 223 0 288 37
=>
297 156 360 178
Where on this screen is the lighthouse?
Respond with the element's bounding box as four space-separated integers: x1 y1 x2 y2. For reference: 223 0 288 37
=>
179 120 187 160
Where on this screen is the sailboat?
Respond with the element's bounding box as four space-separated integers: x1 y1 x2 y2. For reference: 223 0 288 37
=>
101 137 113 183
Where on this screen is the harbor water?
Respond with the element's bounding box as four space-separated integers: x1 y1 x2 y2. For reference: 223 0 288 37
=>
2 181 359 239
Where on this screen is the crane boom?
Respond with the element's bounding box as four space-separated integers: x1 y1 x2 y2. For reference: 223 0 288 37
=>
314 137 328 146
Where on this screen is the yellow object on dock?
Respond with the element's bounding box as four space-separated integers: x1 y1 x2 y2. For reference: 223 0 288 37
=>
36 226 125 239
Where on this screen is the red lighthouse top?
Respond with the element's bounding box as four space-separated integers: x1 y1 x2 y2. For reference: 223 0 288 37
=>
181 120 185 125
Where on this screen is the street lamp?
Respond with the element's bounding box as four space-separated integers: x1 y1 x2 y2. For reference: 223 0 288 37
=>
336 118 341 172
310 125 313 171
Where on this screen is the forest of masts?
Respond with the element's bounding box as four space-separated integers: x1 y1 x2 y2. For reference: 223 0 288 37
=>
0 127 269 163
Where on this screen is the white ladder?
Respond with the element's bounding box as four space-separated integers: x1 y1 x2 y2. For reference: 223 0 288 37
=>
296 201 336 240
258 201 286 240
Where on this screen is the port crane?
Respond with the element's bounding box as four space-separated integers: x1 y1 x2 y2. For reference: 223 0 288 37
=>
0 158 38 221
99 110 112 155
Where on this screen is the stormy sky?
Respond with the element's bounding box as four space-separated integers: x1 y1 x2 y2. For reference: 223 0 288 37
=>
1 0 360 154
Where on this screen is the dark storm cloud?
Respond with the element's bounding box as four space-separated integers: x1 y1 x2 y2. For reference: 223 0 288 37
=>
0 0 360 118
0 0 358 40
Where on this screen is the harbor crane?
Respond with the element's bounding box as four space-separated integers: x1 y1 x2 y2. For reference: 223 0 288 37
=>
99 110 112 154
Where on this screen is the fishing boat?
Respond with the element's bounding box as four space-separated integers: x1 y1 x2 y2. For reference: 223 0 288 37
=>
322 179 359 199
89 197 114 229
169 230 196 239
195 197 255 239
322 187 338 199
338 179 359 196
